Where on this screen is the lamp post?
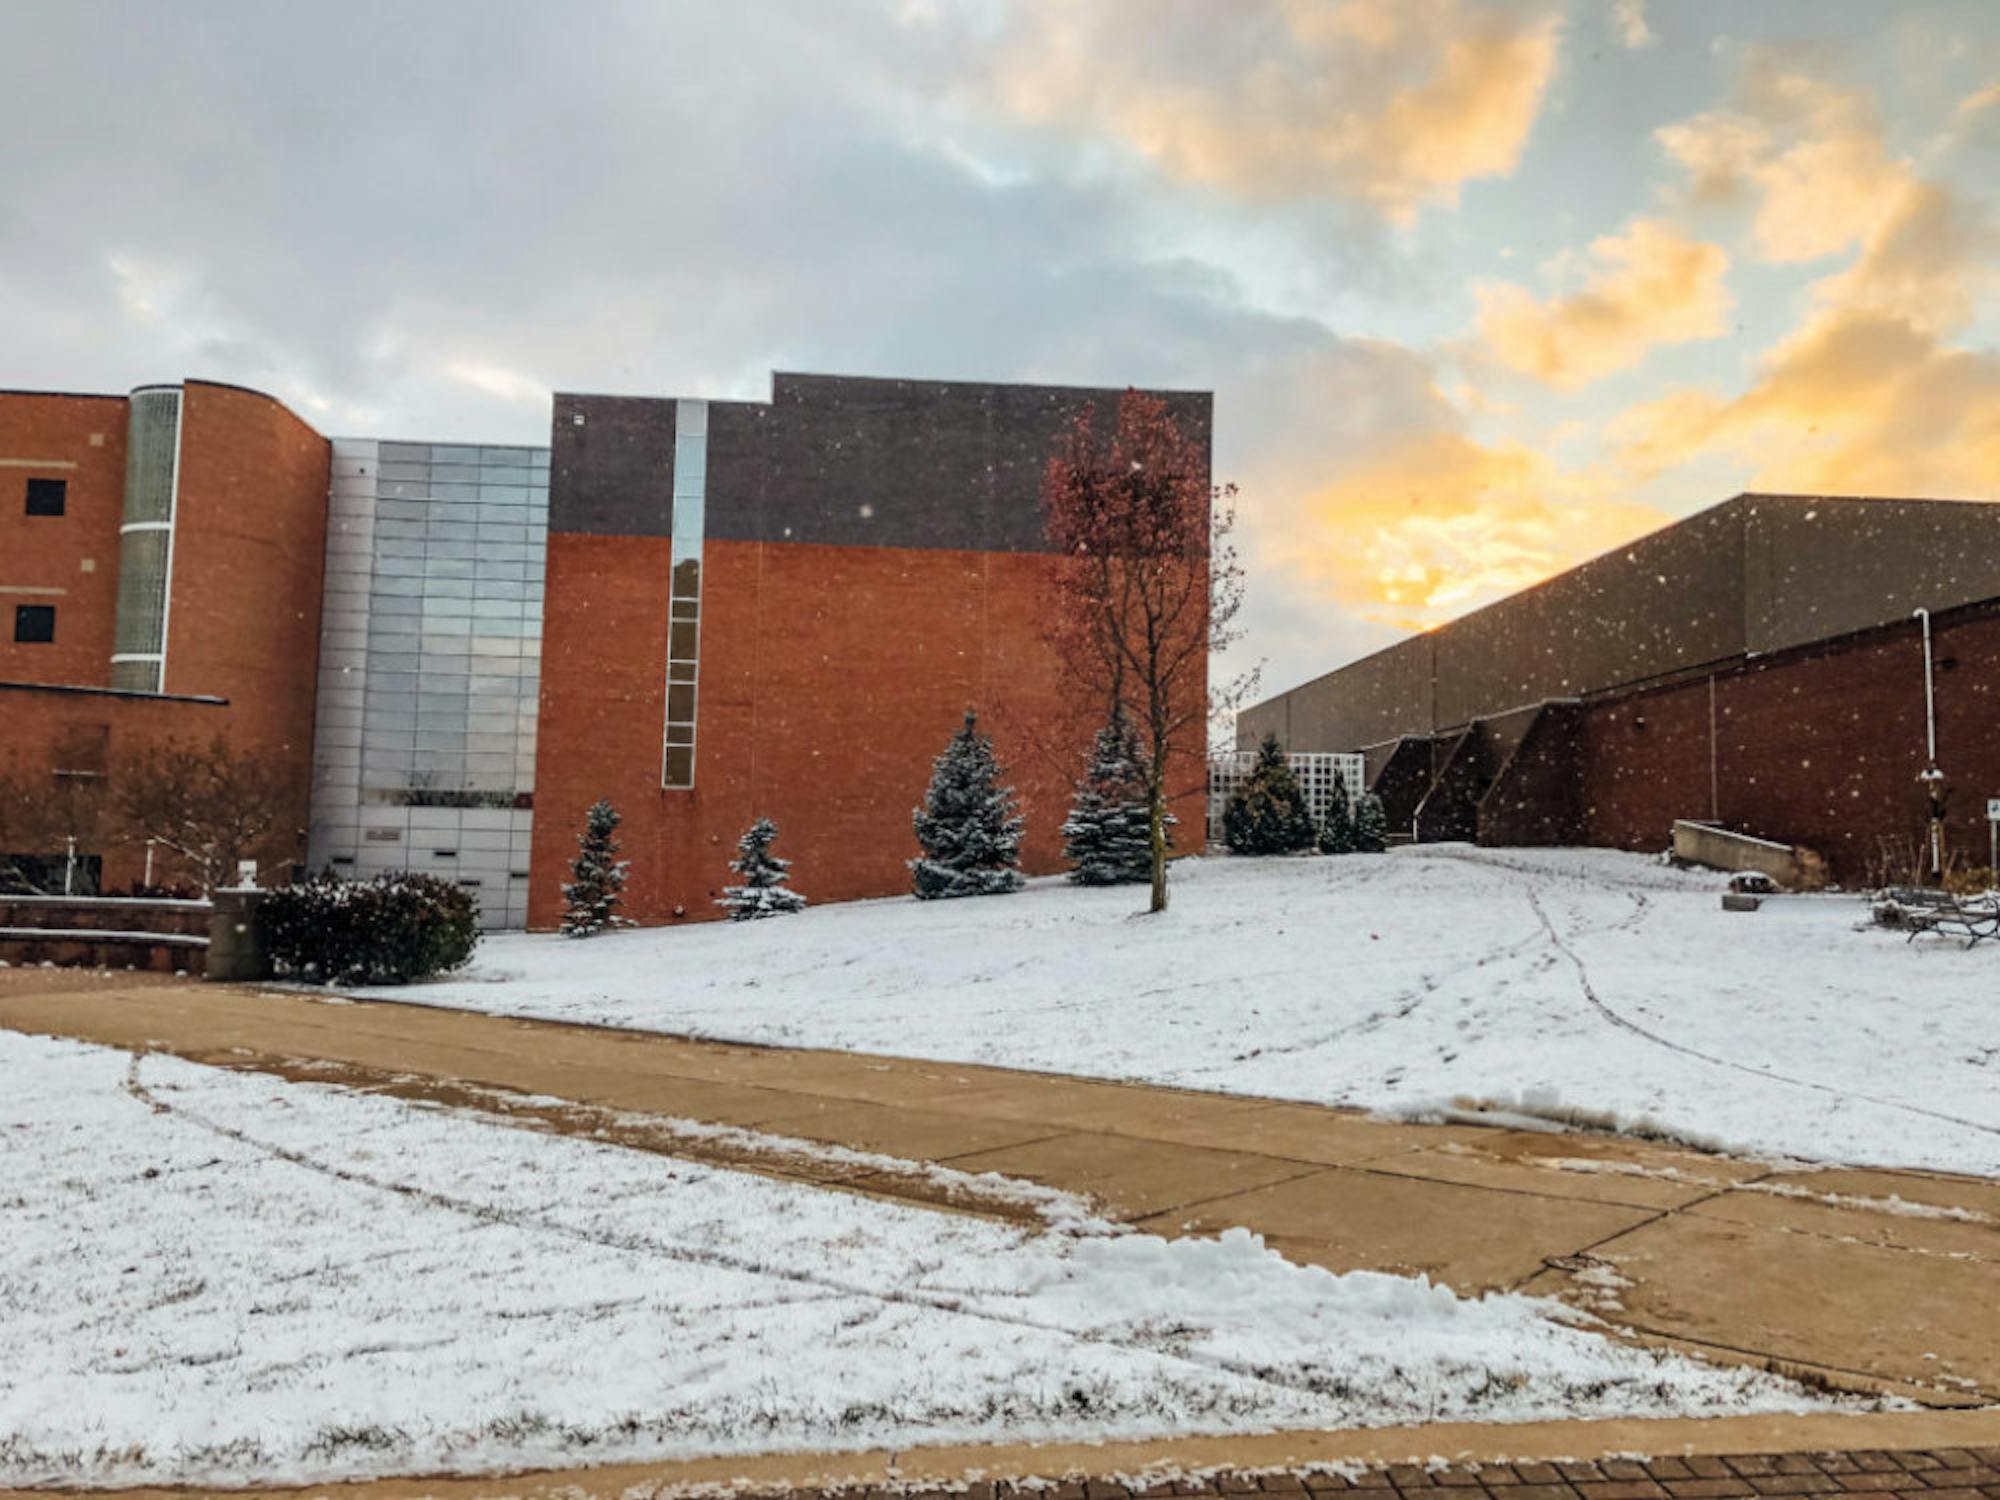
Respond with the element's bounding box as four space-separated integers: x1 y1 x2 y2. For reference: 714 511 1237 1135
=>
1915 608 1944 881
1919 765 1947 881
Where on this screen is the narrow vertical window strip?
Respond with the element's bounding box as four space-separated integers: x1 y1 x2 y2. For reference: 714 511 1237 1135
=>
109 385 183 693
156 387 184 692
662 399 707 789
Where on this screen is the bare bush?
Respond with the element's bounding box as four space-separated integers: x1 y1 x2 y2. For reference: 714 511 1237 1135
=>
109 737 291 891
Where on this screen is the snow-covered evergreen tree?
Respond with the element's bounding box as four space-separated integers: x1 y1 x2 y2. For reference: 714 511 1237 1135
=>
1354 791 1390 853
1317 779 1358 854
719 817 807 920
911 710 1025 899
561 799 632 937
1062 708 1161 885
1222 733 1316 855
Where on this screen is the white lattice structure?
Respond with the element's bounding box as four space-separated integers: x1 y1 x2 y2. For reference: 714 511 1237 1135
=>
1208 751 1367 846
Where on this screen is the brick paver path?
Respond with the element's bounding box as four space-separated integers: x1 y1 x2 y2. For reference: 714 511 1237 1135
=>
727 1452 2000 1500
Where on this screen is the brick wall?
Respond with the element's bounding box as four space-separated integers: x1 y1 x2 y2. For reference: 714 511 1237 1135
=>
0 391 129 688
0 684 236 890
529 535 1207 927
160 382 330 878
1574 604 2000 883
0 381 332 894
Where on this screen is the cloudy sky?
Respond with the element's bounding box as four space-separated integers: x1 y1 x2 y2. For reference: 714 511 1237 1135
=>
3 0 1995 694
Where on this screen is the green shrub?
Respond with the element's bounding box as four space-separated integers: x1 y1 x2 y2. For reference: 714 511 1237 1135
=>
1353 791 1389 853
1222 733 1317 855
264 871 479 985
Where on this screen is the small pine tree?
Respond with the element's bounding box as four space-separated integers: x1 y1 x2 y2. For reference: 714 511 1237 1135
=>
719 817 807 920
1317 781 1358 854
561 799 632 936
911 710 1025 899
1222 733 1317 855
1354 791 1389 853
1062 709 1162 885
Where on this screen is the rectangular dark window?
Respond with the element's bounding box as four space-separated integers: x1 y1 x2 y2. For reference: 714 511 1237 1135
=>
14 604 56 643
24 478 66 516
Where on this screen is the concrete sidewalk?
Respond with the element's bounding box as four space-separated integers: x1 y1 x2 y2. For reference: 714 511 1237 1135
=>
2 972 1996 1407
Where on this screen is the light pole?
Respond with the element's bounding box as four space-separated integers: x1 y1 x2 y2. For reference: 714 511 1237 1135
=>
1914 608 1944 881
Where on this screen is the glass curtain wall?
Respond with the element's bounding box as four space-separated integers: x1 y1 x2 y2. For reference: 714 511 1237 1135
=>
307 438 549 928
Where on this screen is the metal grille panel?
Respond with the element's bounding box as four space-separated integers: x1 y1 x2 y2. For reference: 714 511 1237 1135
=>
1207 750 1366 846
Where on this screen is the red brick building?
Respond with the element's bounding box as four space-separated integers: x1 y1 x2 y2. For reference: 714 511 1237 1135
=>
0 382 329 891
528 374 1213 926
4 371 1210 917
1239 494 2000 884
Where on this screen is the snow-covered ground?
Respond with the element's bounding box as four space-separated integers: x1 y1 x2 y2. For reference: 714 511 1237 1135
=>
364 846 2000 1177
0 1030 1841 1489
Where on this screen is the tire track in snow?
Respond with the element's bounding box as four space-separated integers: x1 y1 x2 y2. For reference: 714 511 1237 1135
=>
1174 857 1553 1078
113 1052 1374 1411
1191 858 1655 1081
1516 881 2000 1141
1176 928 1549 1077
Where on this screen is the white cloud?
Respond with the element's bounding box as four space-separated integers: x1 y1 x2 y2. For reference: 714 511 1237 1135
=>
1612 0 1655 50
1474 217 1732 387
986 0 1563 221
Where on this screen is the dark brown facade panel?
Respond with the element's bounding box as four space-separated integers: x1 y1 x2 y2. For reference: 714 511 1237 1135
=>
1269 632 1434 754
1368 736 1437 836
1743 495 2000 655
552 373 1213 554
753 373 1211 555
703 398 768 534
1431 502 1745 731
1412 726 1490 843
549 393 678 536
1476 703 1587 847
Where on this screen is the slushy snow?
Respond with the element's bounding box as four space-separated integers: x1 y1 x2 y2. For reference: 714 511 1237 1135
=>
361 845 2000 1176
1 1030 1844 1489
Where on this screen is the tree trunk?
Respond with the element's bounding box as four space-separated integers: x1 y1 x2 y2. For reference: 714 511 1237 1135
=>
1148 771 1169 914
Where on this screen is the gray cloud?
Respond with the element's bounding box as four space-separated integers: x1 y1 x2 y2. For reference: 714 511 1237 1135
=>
0 0 1496 695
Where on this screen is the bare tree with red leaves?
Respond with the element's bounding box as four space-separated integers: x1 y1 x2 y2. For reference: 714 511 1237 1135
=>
1042 388 1248 914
